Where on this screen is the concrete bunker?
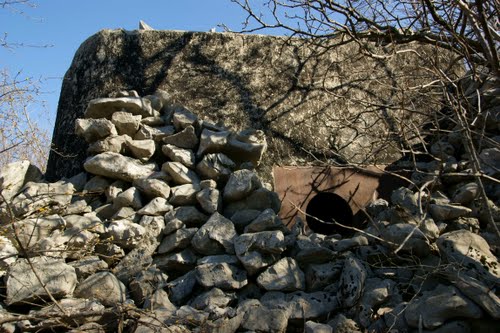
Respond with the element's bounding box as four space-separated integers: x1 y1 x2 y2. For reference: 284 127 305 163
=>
273 165 408 235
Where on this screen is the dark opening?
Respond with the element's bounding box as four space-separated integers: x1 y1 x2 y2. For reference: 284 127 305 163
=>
305 192 354 236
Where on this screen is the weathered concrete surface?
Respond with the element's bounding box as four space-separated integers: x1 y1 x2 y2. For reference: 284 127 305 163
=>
47 29 455 180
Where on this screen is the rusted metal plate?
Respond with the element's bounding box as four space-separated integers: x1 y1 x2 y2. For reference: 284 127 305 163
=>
273 165 408 230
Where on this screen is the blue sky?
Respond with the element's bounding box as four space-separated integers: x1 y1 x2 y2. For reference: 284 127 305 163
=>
1 0 276 135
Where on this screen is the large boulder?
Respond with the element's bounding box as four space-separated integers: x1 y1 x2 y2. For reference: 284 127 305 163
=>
46 29 452 180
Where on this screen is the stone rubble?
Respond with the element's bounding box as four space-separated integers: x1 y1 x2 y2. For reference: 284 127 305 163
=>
0 85 498 332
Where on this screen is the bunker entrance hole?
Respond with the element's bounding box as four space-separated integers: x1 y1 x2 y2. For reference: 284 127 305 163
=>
305 192 354 236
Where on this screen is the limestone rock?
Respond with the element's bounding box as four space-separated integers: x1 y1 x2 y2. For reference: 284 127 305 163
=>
169 184 200 205
257 257 305 291
84 152 156 182
106 219 146 249
196 263 248 290
189 288 235 311
479 147 500 176
69 256 109 279
286 291 339 320
223 169 261 202
153 248 198 274
305 321 333 333
111 111 142 135
7 214 65 249
138 197 173 216
195 187 221 214
158 227 197 254
437 230 500 281
172 107 198 131
191 212 237 255
163 125 198 149
162 144 195 168
0 236 17 277
84 97 153 118
162 161 200 185
170 206 208 227
404 285 482 329
126 138 156 161
197 129 230 156
135 124 175 141
113 186 142 209
430 203 472 221
75 118 117 143
328 314 361 333
129 266 169 306
226 129 267 166
305 261 342 291
196 153 235 181
223 188 281 217
134 177 171 199
0 160 31 203
244 208 287 233
74 271 127 307
6 256 77 305
339 256 367 308
382 223 431 257
167 270 198 305
452 182 479 205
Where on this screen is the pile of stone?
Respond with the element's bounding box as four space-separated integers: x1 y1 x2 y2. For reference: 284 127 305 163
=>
0 86 498 333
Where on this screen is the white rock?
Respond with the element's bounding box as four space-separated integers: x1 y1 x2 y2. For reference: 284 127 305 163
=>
169 184 200 205
111 111 142 135
158 227 197 254
197 129 230 156
196 187 221 214
0 160 30 203
162 161 200 185
74 272 127 307
257 257 305 291
191 212 237 255
138 197 173 216
84 152 156 182
196 263 248 289
75 118 117 142
107 219 146 249
162 144 195 168
87 134 130 155
134 177 171 199
5 256 77 305
126 139 156 162
163 125 199 149
84 97 153 118
223 169 261 202
113 186 142 210
0 236 17 276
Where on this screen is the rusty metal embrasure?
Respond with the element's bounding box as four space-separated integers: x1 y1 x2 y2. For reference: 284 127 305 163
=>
273 166 408 235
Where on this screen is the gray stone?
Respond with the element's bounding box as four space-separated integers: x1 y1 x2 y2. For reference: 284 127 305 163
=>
84 97 153 119
163 219 185 235
84 152 156 182
106 219 146 249
244 208 287 233
175 305 209 327
230 209 261 233
223 188 281 217
191 212 237 255
162 144 195 168
69 256 109 279
404 285 482 329
234 231 286 275
225 129 267 167
239 301 289 332
437 230 500 281
358 278 395 328
0 236 17 277
113 186 142 209
196 153 235 182
430 203 472 221
286 291 339 319
305 321 333 333
87 134 130 155
327 235 369 252
197 129 230 156
5 256 77 305
328 314 361 333
339 256 367 307
153 248 197 273
162 161 200 185
143 289 178 312
190 288 235 310
134 177 171 199
431 140 455 158
305 262 342 291
111 206 139 222
64 199 92 215
197 254 240 265
479 147 500 176
7 214 65 249
135 124 175 141
105 179 128 202
129 266 169 306
257 257 305 291
382 223 431 257
163 125 198 149
111 111 141 135
75 118 117 142
6 180 74 219
137 197 173 216
83 175 111 194
141 116 165 126
296 246 336 264
196 187 221 214
452 182 479 204
74 272 127 307
223 169 261 202
447 272 500 319
32 298 105 326
169 184 200 205
167 270 198 305
126 138 156 161
172 107 198 131
196 263 248 289
158 227 197 254
0 160 31 203
171 206 208 227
